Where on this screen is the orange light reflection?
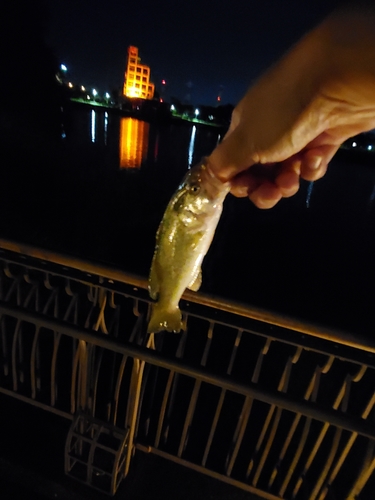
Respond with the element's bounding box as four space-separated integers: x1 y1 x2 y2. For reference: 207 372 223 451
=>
119 117 149 169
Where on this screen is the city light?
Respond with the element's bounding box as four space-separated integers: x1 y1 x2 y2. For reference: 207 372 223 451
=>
53 56 236 127
123 46 155 100
352 142 357 147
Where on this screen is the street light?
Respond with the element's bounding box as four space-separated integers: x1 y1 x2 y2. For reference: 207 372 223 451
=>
194 108 199 119
60 64 67 72
92 89 98 97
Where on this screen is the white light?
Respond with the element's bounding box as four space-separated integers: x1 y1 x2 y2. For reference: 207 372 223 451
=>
87 95 90 100
60 64 67 72
105 92 110 99
368 145 373 151
194 108 199 117
352 142 357 147
104 112 108 145
170 105 175 111
81 85 86 92
188 126 196 167
91 110 96 143
92 88 98 97
306 181 314 209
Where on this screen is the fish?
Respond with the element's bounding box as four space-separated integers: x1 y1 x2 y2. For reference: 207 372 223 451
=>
147 157 231 333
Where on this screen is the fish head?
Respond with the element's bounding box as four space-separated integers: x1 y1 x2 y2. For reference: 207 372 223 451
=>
173 159 231 218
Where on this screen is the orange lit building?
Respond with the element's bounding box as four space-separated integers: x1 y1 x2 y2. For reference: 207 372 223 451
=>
123 46 155 100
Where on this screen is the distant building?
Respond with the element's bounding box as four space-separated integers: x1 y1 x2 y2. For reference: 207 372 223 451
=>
123 46 155 100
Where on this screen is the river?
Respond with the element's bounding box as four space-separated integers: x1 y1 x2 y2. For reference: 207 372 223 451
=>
1 103 375 335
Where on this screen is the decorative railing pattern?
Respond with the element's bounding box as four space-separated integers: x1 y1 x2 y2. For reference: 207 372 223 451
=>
0 239 374 499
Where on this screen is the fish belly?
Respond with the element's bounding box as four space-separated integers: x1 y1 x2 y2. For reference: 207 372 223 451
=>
148 222 207 333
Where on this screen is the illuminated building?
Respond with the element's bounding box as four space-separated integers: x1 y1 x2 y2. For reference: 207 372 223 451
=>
123 46 155 100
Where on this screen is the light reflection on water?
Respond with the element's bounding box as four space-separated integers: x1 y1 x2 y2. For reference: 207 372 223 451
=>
188 125 196 168
306 181 314 208
72 110 375 227
104 111 108 145
90 110 96 143
119 117 150 168
79 109 222 173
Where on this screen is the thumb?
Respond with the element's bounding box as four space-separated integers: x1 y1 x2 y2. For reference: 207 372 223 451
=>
208 127 258 182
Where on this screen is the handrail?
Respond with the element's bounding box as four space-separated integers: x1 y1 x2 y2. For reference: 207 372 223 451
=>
0 237 374 355
1 301 374 442
1 237 374 499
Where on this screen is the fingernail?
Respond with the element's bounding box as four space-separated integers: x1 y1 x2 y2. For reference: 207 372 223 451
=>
309 156 322 170
231 184 249 198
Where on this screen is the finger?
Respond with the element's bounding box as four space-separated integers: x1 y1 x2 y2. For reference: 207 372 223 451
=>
274 157 301 197
228 165 283 208
248 181 283 209
299 144 340 181
207 126 258 182
230 169 262 197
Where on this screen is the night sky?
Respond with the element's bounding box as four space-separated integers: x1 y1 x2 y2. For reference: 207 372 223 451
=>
46 0 343 106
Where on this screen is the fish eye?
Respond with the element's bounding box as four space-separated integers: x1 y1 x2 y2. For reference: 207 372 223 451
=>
190 184 200 193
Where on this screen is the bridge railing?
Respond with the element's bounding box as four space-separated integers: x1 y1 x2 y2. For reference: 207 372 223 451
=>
0 238 374 499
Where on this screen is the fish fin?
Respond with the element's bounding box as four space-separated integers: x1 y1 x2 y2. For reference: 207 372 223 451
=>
148 254 160 300
147 303 182 333
187 268 202 292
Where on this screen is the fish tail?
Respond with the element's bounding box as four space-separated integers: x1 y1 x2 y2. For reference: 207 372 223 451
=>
147 303 182 333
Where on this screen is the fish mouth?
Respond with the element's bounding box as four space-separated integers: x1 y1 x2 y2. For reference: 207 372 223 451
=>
200 159 231 199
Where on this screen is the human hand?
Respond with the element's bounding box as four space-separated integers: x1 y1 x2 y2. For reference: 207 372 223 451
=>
208 7 375 208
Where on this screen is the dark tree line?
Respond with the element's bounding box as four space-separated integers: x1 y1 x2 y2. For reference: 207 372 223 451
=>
0 1 62 148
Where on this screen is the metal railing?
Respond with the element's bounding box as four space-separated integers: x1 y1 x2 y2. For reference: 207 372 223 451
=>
0 237 374 499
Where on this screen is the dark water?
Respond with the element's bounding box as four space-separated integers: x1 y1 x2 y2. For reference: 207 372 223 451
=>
2 103 375 335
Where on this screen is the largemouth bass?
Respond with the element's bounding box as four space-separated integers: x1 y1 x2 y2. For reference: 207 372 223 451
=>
147 158 230 333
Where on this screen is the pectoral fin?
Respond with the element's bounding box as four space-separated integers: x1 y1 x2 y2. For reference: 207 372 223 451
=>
187 268 202 292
